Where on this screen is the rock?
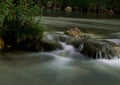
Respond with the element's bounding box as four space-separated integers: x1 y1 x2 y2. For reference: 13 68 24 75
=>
41 40 59 51
43 31 120 59
26 41 43 51
0 38 4 49
47 1 53 9
66 38 83 48
64 6 72 13
6 45 12 48
114 47 120 54
114 9 120 14
73 7 79 12
99 7 108 14
83 33 102 39
42 32 68 50
21 39 59 52
107 10 114 16
78 39 120 59
65 27 83 38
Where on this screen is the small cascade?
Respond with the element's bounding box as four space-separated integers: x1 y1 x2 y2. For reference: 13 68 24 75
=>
53 42 76 57
96 52 99 59
43 31 120 60
52 42 85 58
95 51 102 59
99 51 102 59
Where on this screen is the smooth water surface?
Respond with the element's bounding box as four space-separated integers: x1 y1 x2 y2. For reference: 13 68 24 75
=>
41 16 120 36
0 16 120 85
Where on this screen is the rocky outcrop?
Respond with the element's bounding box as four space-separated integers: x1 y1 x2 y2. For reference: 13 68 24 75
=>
1 27 120 59
65 27 83 38
78 39 120 59
42 31 120 59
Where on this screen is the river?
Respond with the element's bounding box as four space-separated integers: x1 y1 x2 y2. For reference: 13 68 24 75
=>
0 16 120 85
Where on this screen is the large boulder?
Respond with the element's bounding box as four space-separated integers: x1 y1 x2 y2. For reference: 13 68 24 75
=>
78 39 120 59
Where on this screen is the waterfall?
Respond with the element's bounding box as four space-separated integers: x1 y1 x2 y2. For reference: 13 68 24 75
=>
99 51 102 59
53 42 76 57
96 52 99 59
51 42 85 59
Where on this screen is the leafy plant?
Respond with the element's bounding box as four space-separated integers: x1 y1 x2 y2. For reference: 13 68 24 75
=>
0 0 44 48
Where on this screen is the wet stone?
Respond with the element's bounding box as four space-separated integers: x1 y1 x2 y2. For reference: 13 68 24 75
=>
78 39 120 59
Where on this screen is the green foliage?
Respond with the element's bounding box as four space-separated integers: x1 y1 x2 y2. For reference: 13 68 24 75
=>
4 0 41 23
0 1 9 27
0 0 44 48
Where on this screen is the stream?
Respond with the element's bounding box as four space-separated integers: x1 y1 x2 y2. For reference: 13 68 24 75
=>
0 16 120 85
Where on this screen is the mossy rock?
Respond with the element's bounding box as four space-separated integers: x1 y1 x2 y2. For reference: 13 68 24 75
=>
78 39 120 59
1 18 44 49
41 40 60 51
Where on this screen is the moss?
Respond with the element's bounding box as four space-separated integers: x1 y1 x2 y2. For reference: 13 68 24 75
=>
41 40 58 51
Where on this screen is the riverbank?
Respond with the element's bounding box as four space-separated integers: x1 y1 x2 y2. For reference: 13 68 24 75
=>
43 10 120 19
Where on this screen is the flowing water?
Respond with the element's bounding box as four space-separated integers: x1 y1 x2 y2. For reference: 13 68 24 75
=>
0 16 120 85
